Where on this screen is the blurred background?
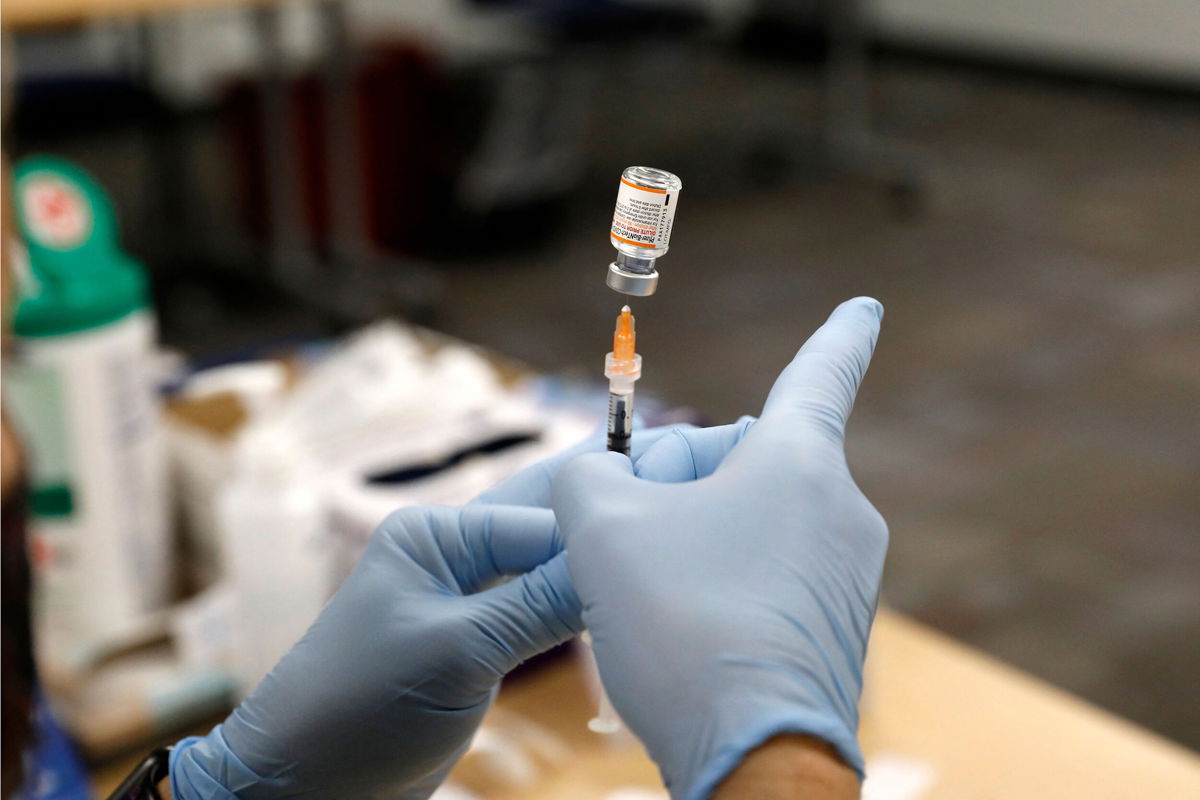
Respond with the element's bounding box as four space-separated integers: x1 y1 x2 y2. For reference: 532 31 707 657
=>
2 0 1198 795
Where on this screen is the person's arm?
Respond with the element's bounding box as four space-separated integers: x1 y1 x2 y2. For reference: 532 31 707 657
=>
713 736 859 800
554 297 887 800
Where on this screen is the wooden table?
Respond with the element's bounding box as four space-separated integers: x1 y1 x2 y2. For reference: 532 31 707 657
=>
855 610 1200 798
1 0 276 29
474 608 1200 799
91 608 1200 798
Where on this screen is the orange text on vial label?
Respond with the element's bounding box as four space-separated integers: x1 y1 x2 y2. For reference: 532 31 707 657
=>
611 179 678 250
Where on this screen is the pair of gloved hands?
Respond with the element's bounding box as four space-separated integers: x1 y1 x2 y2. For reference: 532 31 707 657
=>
171 297 888 800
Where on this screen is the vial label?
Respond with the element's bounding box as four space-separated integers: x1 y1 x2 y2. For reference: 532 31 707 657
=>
610 178 678 250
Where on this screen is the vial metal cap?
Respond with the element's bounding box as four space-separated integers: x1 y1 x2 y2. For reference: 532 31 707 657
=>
607 262 659 296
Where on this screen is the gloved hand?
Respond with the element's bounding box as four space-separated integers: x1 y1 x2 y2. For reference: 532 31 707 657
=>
553 297 888 800
170 425 677 800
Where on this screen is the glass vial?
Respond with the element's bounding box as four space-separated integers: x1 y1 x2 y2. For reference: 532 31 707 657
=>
607 166 682 296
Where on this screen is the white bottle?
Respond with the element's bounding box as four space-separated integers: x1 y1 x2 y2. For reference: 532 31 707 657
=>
5 157 170 675
217 426 330 697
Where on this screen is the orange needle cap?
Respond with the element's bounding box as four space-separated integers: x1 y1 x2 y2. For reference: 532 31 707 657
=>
613 305 636 361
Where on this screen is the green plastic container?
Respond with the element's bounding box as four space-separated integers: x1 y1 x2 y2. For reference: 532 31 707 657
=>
12 156 150 338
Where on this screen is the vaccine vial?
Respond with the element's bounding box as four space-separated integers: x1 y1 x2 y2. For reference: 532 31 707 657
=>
607 166 682 296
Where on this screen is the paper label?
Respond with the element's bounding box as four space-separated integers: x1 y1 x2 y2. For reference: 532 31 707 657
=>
22 173 93 250
610 178 678 250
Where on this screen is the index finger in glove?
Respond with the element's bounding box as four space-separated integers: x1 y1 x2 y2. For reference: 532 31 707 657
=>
394 505 564 594
634 417 756 483
474 424 685 507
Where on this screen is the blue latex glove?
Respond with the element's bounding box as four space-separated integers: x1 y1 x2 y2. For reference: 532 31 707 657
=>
474 423 677 509
553 297 888 800
171 425 677 799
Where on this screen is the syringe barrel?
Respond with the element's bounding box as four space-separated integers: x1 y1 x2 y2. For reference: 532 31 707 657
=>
607 388 633 457
605 354 639 457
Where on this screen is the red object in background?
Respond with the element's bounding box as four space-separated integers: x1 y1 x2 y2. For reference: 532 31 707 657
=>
224 81 271 244
223 44 449 257
359 46 447 253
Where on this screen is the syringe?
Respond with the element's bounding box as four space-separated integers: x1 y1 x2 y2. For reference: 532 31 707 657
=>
589 167 676 736
604 305 641 457
586 305 641 736
583 631 621 734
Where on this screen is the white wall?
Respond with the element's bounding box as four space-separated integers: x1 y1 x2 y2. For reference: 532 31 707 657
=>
873 0 1200 84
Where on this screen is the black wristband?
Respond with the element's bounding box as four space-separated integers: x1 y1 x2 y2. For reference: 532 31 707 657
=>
106 746 172 800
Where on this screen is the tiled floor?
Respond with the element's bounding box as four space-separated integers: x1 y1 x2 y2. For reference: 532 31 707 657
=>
432 63 1200 748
